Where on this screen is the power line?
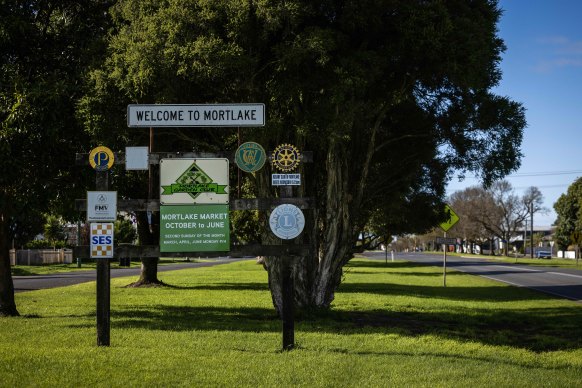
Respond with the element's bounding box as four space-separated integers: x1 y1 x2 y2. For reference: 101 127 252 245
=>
509 170 582 178
454 170 582 180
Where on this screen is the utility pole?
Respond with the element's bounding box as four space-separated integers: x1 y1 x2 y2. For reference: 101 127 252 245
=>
530 202 534 259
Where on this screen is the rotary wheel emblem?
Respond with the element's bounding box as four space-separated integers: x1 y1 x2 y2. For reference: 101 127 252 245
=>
271 144 301 172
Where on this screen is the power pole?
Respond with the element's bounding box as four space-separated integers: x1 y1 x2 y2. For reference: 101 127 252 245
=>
530 202 534 259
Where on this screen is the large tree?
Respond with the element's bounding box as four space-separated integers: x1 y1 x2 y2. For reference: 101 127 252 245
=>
0 0 111 316
554 177 582 250
449 187 490 253
84 0 525 311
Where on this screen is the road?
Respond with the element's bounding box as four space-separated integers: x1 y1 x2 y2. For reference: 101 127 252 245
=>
13 258 245 293
362 251 582 303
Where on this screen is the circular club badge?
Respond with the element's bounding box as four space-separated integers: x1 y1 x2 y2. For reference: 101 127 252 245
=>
235 142 267 173
271 143 301 172
269 204 305 240
89 146 115 171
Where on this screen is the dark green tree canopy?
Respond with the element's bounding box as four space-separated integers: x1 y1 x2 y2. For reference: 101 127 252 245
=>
554 177 582 250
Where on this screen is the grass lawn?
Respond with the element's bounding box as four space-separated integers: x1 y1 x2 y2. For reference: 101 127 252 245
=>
2 259 581 387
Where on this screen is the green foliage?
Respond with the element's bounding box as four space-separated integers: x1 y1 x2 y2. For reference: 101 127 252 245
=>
0 0 111 250
23 239 68 250
554 177 582 250
114 217 137 245
43 215 66 245
2 260 581 386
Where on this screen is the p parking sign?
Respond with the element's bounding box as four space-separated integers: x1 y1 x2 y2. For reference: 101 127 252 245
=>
89 146 115 171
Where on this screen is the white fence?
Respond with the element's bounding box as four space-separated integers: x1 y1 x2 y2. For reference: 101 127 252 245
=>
557 251 577 259
10 249 73 266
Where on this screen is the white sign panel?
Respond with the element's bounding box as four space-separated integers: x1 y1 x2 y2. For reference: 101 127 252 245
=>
160 158 229 205
90 223 114 259
127 104 265 127
272 174 301 186
125 146 149 170
87 191 117 221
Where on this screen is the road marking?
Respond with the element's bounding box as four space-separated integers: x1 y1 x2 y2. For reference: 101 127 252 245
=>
494 265 541 272
476 274 581 303
548 271 582 280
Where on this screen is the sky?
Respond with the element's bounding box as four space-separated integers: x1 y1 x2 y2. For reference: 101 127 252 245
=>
445 0 582 227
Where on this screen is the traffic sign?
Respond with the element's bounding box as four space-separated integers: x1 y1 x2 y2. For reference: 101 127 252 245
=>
89 146 115 171
439 204 459 232
127 104 265 127
436 237 457 245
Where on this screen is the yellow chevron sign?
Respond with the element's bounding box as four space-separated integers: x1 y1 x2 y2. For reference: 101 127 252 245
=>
440 204 459 232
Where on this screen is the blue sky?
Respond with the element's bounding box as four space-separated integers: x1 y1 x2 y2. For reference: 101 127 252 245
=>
446 0 582 226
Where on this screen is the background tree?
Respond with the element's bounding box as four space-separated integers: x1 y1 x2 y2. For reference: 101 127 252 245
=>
522 186 547 257
489 181 533 256
0 0 111 316
554 177 582 250
449 187 490 254
43 215 66 249
81 0 525 311
449 182 545 256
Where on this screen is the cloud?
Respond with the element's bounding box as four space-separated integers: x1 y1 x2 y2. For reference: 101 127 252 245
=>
534 36 582 72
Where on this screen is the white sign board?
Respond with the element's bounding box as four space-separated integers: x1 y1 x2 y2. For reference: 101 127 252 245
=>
87 191 117 221
90 223 114 259
127 104 265 127
160 158 229 205
125 146 149 170
272 174 301 186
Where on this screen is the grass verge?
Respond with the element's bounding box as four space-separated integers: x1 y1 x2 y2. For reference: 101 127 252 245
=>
2 259 581 387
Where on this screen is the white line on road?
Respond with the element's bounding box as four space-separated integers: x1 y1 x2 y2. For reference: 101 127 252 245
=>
548 272 582 280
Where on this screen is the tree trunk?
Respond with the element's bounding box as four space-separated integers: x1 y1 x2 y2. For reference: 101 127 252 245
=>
0 207 19 316
129 211 162 286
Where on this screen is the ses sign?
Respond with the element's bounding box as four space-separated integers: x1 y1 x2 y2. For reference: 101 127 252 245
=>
90 223 114 259
87 191 117 221
127 104 265 127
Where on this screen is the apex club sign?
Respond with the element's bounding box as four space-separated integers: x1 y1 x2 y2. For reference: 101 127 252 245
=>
127 103 265 127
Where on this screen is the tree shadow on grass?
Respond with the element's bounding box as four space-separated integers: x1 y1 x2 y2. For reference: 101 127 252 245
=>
301 305 582 352
161 282 270 291
337 282 556 302
62 297 582 353
346 261 427 270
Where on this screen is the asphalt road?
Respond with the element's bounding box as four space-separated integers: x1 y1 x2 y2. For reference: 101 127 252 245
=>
362 251 582 303
13 258 246 293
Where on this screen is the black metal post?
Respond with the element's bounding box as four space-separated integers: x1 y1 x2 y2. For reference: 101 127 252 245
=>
281 242 294 351
280 185 295 351
96 170 110 346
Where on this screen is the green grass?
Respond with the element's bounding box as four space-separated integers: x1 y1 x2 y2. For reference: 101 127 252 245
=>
2 259 582 387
